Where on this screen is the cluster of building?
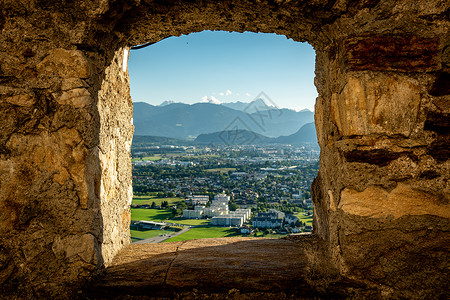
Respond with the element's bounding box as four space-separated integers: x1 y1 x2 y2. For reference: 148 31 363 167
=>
133 159 195 167
251 209 312 232
252 209 286 228
183 194 251 227
132 144 319 205
182 194 312 230
211 209 251 227
185 195 209 205
183 194 229 218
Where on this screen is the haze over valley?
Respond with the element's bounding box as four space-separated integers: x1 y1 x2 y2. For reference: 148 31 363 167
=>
133 99 317 145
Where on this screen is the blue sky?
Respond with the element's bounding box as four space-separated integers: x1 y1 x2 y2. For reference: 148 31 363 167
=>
128 30 317 111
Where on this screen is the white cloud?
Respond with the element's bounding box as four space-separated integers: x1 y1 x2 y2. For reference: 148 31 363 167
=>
208 96 221 104
219 92 225 96
245 92 251 97
225 90 232 96
202 95 221 104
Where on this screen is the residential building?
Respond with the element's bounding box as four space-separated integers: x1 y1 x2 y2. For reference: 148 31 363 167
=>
203 193 230 217
252 209 284 228
183 209 203 219
232 209 251 221
292 193 303 199
285 214 299 225
211 215 244 227
267 209 285 220
203 207 225 217
213 193 230 203
252 216 283 228
303 198 313 208
186 195 209 205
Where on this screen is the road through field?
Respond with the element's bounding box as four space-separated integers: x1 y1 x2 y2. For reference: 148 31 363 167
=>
133 226 191 244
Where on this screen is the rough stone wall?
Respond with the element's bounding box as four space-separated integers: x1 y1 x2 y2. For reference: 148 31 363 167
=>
0 0 448 298
312 3 450 297
0 1 133 296
96 47 133 266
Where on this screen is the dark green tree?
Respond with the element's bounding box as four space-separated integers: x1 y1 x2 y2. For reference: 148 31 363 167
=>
229 202 238 211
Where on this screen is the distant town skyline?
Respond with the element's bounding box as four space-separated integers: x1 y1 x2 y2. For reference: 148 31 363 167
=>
128 30 317 111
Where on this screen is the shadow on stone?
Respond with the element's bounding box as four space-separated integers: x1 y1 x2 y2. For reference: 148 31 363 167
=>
82 236 360 299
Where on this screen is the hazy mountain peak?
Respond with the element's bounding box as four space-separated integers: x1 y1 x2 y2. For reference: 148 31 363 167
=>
221 98 276 112
160 100 178 106
194 122 318 146
133 100 315 140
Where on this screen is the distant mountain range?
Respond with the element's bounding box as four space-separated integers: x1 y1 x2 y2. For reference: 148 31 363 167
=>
132 135 185 147
195 122 317 145
133 99 314 140
221 98 276 113
274 122 317 145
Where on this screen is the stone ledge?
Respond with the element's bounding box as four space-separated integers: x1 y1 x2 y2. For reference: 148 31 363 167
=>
82 236 363 299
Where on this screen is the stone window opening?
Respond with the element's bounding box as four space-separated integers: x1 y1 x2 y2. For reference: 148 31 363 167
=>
126 30 319 244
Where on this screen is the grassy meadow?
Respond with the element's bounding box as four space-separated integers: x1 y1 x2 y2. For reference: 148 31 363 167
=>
131 155 162 162
294 212 313 226
168 218 210 226
131 208 173 221
130 229 167 242
132 196 182 206
164 226 242 242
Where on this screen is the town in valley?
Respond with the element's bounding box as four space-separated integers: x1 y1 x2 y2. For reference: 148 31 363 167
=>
130 142 318 243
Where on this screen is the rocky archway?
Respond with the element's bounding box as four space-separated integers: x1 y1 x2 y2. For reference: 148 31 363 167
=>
0 0 448 297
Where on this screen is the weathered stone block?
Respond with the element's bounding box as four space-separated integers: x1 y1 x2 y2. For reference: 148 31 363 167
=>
62 78 88 91
344 149 413 166
57 88 91 107
339 183 450 219
36 49 91 79
344 35 440 72
122 210 131 232
314 96 324 147
4 128 89 212
5 93 36 106
331 73 421 137
52 233 97 264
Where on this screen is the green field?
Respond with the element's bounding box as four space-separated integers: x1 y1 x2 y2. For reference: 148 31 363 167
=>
168 218 210 226
130 208 210 226
164 226 242 242
205 167 236 174
193 154 219 158
294 212 313 226
132 155 162 162
130 229 167 240
132 196 182 206
131 208 173 221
